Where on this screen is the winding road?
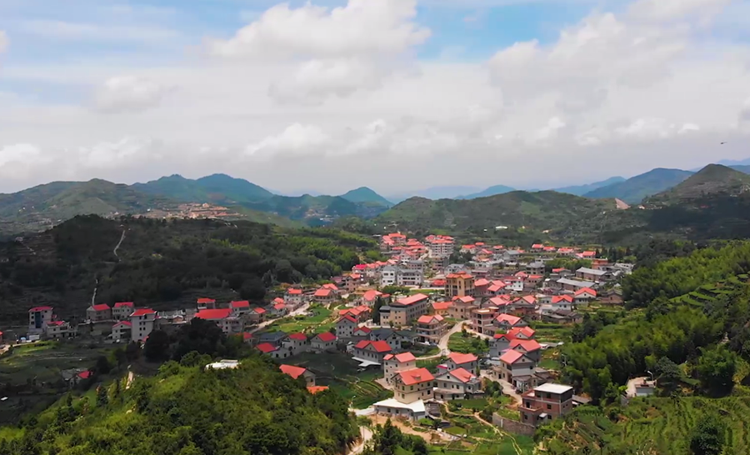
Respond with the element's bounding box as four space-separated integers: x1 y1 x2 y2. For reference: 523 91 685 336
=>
246 302 312 334
416 319 471 360
113 228 127 260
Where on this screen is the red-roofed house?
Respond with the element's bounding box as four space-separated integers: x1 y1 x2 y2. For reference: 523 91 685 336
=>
268 299 288 317
229 300 250 316
313 288 335 304
194 308 242 335
434 368 483 401
29 306 54 335
336 315 359 338
285 288 304 305
197 298 216 308
362 289 383 306
257 342 287 359
112 321 132 342
248 307 267 324
111 302 134 320
449 295 477 320
383 352 417 382
394 368 435 403
494 313 527 331
339 305 372 323
283 332 309 354
307 385 329 394
446 352 479 372
382 293 430 326
280 364 316 386
497 350 536 382
46 320 74 339
446 272 475 298
431 300 453 316
574 288 597 303
352 340 392 364
416 314 447 344
311 332 337 352
86 303 112 322
353 326 372 338
130 308 157 342
474 278 490 296
511 339 542 362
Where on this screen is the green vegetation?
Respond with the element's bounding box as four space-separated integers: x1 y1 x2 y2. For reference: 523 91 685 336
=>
134 173 274 204
340 187 393 207
448 332 489 356
266 305 333 333
646 164 750 206
0 356 358 455
584 167 694 203
0 215 379 322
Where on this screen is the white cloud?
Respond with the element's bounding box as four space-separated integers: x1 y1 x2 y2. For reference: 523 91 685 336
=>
628 0 732 22
76 137 165 169
0 144 51 180
678 123 701 134
0 31 8 53
245 124 332 160
18 20 179 44
93 76 171 113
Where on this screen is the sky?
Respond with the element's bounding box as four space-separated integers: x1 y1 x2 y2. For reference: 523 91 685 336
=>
0 0 749 196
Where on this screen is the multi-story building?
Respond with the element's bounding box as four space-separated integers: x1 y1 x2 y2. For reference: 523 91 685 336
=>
446 352 479 372
45 321 74 339
28 306 54 335
416 314 447 344
381 294 430 326
112 302 135 320
87 304 112 322
425 235 455 258
280 364 317 386
351 340 392 365
130 308 157 342
576 267 609 282
434 368 483 401
194 308 243 335
111 321 132 342
285 288 304 306
497 350 536 382
471 308 497 335
383 352 417 383
446 272 475 298
519 383 574 426
393 368 435 404
336 315 358 338
449 296 477 320
380 266 424 288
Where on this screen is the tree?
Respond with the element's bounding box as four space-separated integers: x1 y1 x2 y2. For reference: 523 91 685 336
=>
372 296 384 324
96 385 108 407
125 341 141 362
95 356 111 375
696 345 737 396
654 357 682 394
143 330 171 362
690 414 725 455
172 317 236 361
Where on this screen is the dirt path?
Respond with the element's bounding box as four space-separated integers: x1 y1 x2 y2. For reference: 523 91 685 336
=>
113 228 127 260
126 370 135 389
247 302 312 334
347 426 374 455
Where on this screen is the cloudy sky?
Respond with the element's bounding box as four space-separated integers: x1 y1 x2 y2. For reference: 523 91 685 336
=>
0 0 748 195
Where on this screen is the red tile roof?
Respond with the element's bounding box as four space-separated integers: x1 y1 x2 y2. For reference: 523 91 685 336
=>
489 296 511 306
280 364 307 379
77 370 92 379
399 368 435 385
447 272 474 279
363 289 383 302
496 313 522 326
338 315 358 324
322 283 339 291
417 314 444 324
91 304 110 311
113 321 132 327
273 297 285 304
47 321 66 327
552 295 574 304
499 350 526 364
253 307 267 314
575 287 597 297
314 288 332 298
456 296 475 304
508 327 536 339
307 386 329 394
354 326 372 334
287 288 303 295
449 368 477 383
432 279 446 287
449 352 478 365
114 302 134 308
474 278 490 287
29 306 53 312
243 332 252 341
273 303 286 310
195 308 232 320
257 343 278 353
396 293 429 306
315 332 337 342
432 301 453 311
131 308 156 317
355 340 391 353
197 298 216 304
384 352 417 363
289 332 308 341
511 339 542 352
230 300 250 309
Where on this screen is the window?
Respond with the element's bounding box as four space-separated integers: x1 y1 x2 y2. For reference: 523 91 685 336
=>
546 404 551 410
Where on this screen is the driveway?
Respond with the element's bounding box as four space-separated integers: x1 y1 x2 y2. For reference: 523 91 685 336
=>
417 319 471 360
247 302 312 334
480 371 522 404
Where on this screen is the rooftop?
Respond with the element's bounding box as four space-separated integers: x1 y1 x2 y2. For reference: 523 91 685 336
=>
535 383 574 394
396 293 430 306
195 308 232 320
279 364 307 379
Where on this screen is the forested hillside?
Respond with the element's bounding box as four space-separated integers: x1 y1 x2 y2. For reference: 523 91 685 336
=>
0 355 358 455
0 216 381 323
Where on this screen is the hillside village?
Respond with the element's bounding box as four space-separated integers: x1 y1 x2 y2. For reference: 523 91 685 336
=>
4 230 633 440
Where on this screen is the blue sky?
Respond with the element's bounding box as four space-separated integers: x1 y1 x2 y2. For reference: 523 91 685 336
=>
0 0 748 194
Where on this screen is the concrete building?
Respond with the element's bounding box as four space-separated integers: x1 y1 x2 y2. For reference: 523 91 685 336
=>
520 383 574 426
383 352 417 383
434 368 483 401
446 272 475 298
87 304 112 322
112 302 135 320
381 294 430 326
416 314 447 344
28 306 54 335
393 368 435 404
130 308 157 342
111 321 132 342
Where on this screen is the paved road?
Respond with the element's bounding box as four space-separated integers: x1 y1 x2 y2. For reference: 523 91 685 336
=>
417 319 471 360
113 229 127 260
480 370 522 404
247 302 312 334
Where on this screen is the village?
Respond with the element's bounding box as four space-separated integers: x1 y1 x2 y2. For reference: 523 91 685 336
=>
3 232 633 448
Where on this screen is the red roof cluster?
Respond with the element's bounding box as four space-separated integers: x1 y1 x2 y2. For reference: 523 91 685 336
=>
195 308 232 320
354 340 391 353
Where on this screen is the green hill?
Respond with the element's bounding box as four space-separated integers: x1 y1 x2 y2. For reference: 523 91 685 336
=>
339 186 393 207
584 168 694 203
0 356 357 455
458 185 516 199
134 173 273 204
646 164 750 205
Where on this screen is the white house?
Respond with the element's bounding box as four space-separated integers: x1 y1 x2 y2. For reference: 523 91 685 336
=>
311 332 337 352
130 308 157 342
112 302 135 320
336 315 359 338
434 368 483 401
446 352 479 372
28 306 53 335
383 352 417 383
112 321 132 342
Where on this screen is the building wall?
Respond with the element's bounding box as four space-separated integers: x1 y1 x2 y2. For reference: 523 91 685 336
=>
395 382 433 404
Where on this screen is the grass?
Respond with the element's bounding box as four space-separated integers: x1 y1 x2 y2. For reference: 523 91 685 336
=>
286 351 391 409
0 341 112 386
539 347 561 370
447 333 489 356
266 305 333 333
417 357 446 370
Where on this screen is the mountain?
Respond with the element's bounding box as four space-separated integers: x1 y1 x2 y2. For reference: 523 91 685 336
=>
458 185 516 200
554 176 626 196
584 168 694 204
134 173 273 204
646 164 750 205
339 187 393 207
386 186 482 203
719 157 750 166
375 190 616 235
730 165 750 175
0 179 174 236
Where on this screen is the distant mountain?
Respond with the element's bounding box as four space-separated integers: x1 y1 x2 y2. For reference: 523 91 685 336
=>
0 179 174 236
554 177 626 196
719 157 750 166
458 185 516 200
584 168 694 204
646 164 750 205
339 187 393 207
730 165 750 175
134 174 273 204
386 186 482 203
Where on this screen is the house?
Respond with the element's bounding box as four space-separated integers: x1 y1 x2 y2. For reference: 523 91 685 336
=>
471 308 497 335
574 288 597 303
416 314 447 344
600 288 624 305
432 300 453 316
557 278 596 292
496 350 536 383
490 327 536 358
112 302 134 320
362 289 383 306
526 275 544 287
542 310 582 324
383 352 417 382
130 308 157 342
311 332 337 352
258 331 289 347
247 307 267 324
352 340 392 365
352 326 372 338
28 306 54 335
45 321 74 339
393 368 435 403
505 277 525 293
550 295 574 311
494 314 527 331
449 296 477 320
336 315 359 338
369 328 402 350
280 364 316 386
510 339 542 362
257 343 290 359
531 244 545 252
487 281 507 296
307 386 329 394
269 298 288 317
434 368 483 401
111 321 131 341
519 383 574 426
576 267 608 282
285 288 304 305
446 352 479 372
380 266 424 287
473 278 491 296
381 293 430 326
339 305 372 323
194 308 242 335
526 262 546 275
513 368 553 393
197 298 216 309
230 300 251 316
282 332 309 355
313 288 336 305
446 272 475 298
